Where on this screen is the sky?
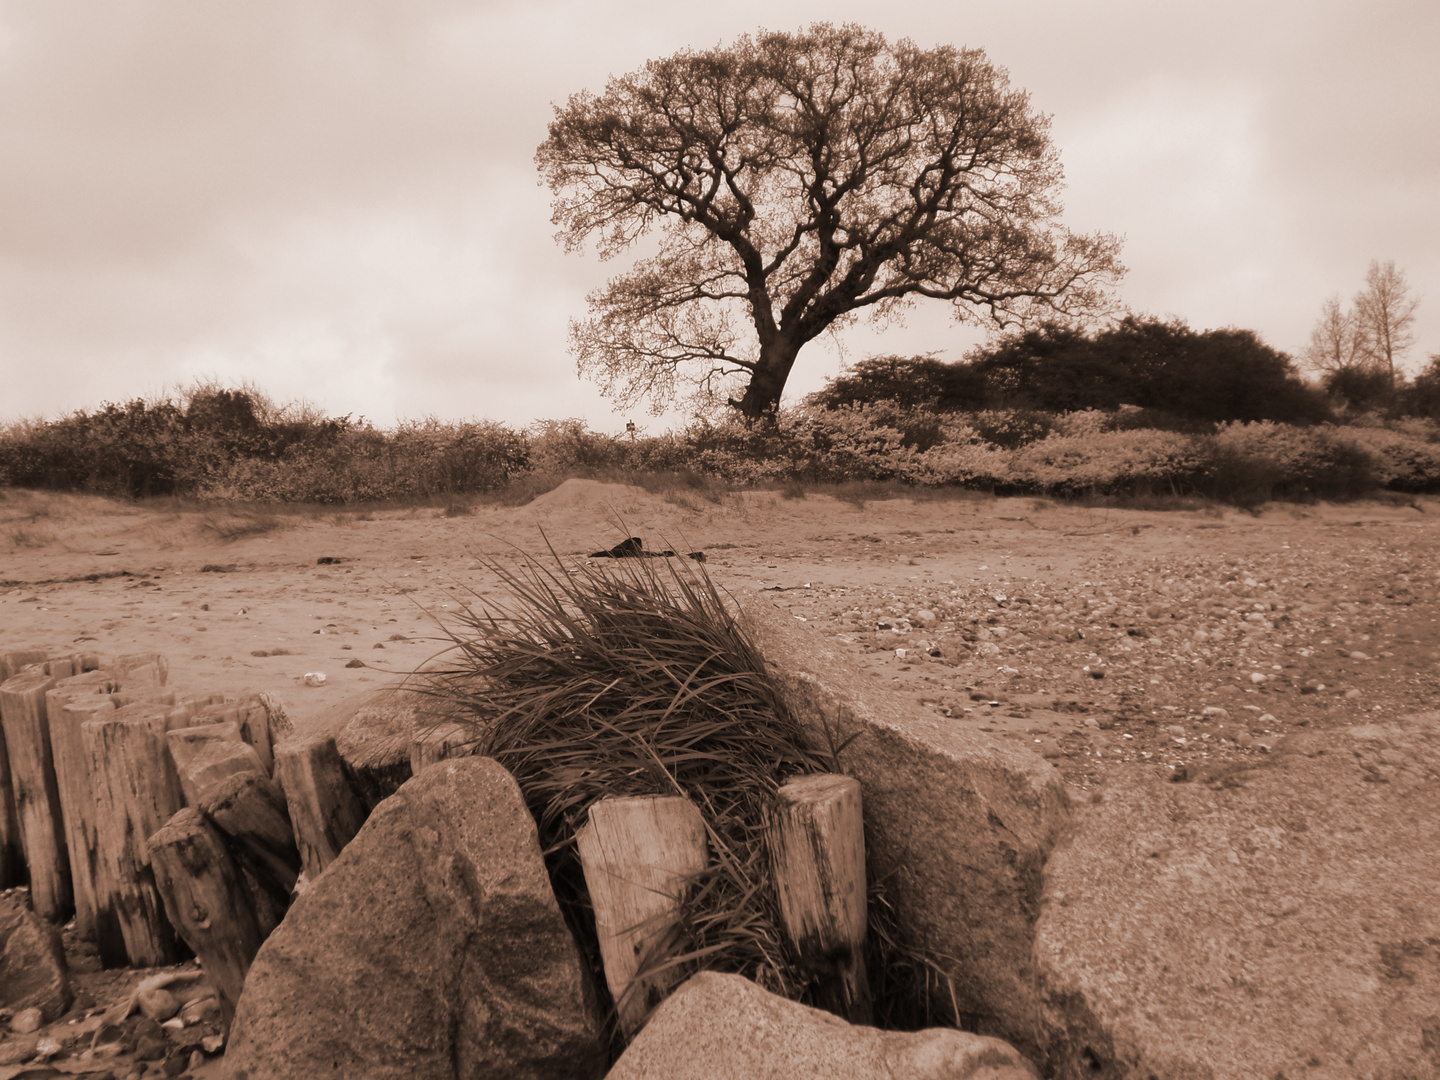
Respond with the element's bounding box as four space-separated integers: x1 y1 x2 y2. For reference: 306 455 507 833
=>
1 0 1437 432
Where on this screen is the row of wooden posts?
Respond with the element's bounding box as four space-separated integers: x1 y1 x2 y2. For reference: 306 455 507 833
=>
1 647 871 1036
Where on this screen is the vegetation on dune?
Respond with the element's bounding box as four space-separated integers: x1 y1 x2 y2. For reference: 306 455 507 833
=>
3 357 1440 508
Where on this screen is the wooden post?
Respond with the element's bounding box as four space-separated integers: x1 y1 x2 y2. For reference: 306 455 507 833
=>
82 704 185 967
576 795 708 1036
409 723 470 774
768 774 871 1024
195 698 274 774
0 670 73 922
166 724 265 805
45 688 117 941
114 653 169 685
273 734 368 880
0 649 49 682
0 722 22 889
200 771 300 902
148 807 263 1033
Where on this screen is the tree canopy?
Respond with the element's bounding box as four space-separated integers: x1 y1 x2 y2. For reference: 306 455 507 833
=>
538 23 1124 418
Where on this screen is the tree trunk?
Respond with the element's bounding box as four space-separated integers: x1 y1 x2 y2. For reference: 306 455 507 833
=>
731 338 803 420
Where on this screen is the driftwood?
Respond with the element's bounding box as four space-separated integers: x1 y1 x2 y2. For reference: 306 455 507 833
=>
274 733 369 880
148 807 264 1032
0 669 73 921
577 795 708 1036
83 703 185 966
768 773 871 1023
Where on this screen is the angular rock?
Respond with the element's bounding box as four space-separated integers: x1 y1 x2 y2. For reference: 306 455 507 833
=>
0 892 72 1021
227 756 605 1080
1036 711 1440 1079
741 602 1071 1062
607 971 1040 1080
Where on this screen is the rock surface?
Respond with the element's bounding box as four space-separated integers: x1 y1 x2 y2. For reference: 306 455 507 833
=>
227 755 605 1080
607 971 1041 1080
0 891 72 1021
1036 710 1440 1079
742 602 1072 1064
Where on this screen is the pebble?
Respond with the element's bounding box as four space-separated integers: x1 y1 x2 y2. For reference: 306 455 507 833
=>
11 1007 44 1034
916 609 937 624
1249 672 1267 684
1345 688 1362 699
1202 706 1229 720
1234 731 1255 748
138 988 181 1022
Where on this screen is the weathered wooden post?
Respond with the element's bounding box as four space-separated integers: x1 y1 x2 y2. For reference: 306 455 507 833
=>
0 724 22 888
200 770 300 934
148 807 263 1033
577 795 708 1036
82 703 185 967
768 773 871 1024
0 669 73 921
166 723 265 805
273 733 369 880
46 682 118 940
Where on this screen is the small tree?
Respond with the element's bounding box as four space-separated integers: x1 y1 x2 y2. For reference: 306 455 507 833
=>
538 23 1123 419
1354 259 1420 383
1301 295 1371 376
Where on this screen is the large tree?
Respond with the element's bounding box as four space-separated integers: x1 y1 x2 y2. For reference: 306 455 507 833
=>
537 23 1124 419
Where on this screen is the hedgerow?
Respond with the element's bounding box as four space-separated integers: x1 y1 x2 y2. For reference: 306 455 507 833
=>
4 384 1440 505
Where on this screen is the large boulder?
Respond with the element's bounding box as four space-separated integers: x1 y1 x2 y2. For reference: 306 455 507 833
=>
0 891 72 1021
741 602 1072 1063
1036 712 1440 1079
227 756 606 1080
607 970 1040 1080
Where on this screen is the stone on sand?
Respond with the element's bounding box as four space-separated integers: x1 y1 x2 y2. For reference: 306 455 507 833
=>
606 971 1040 1080
0 891 72 1021
1036 711 1440 1079
227 755 605 1080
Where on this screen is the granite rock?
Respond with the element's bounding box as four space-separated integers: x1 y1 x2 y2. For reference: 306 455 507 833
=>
1036 711 1440 1079
0 891 72 1021
607 970 1041 1080
227 756 606 1080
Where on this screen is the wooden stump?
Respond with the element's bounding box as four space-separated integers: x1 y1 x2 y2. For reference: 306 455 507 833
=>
0 670 73 921
82 704 185 967
768 774 871 1024
195 698 274 774
273 734 368 880
45 688 118 940
0 649 49 682
114 653 169 685
0 721 22 889
200 770 300 902
577 795 708 1036
148 807 263 1033
166 724 265 805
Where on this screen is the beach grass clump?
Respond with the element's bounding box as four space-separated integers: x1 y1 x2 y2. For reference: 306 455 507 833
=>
421 547 836 1039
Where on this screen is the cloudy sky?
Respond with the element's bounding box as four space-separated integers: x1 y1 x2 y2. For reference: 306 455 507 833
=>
1 0 1436 431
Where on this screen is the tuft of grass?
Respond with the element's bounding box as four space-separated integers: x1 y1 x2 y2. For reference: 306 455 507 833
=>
420 545 837 1048
418 542 967 1052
